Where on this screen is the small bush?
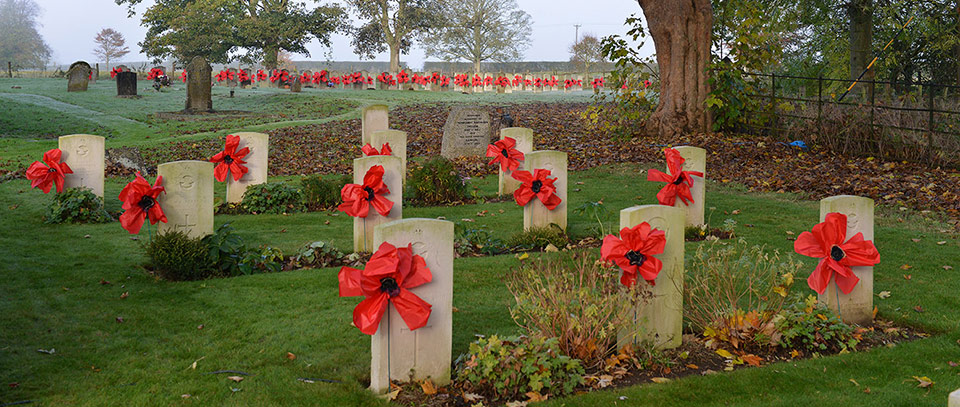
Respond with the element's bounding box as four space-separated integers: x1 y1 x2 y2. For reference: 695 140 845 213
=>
291 240 346 268
45 187 112 224
506 251 647 368
202 223 283 276
455 335 584 401
240 181 304 214
455 223 508 256
776 295 860 354
506 225 568 252
407 156 467 205
146 231 217 281
301 174 351 211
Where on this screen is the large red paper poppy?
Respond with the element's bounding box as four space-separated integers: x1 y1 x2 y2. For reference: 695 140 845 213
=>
512 169 562 210
118 172 167 234
794 212 880 295
361 143 392 156
486 137 524 172
338 165 393 218
209 135 250 182
647 148 704 206
601 222 666 287
338 242 432 335
25 148 73 194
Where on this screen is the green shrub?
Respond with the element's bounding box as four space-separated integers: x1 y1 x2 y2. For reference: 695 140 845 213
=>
775 295 860 354
407 157 467 205
45 187 112 224
455 335 584 401
240 181 304 214
301 174 351 211
146 231 217 281
455 223 508 256
202 223 283 276
506 225 568 251
291 240 346 268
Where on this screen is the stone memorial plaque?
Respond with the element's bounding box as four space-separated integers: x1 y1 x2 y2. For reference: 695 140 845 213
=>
59 134 105 197
361 104 389 145
225 132 269 204
157 161 214 239
440 107 491 159
185 56 212 112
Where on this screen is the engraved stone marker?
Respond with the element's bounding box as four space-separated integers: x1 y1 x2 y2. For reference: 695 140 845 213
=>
59 134 105 197
370 129 407 183
523 150 567 231
672 146 707 227
353 156 403 252
497 127 534 195
290 77 302 93
619 204 685 349
116 71 137 97
950 388 960 407
185 56 213 112
67 61 92 92
157 161 214 238
225 132 269 203
440 107 491 159
819 195 875 326
361 104 389 145
369 218 454 393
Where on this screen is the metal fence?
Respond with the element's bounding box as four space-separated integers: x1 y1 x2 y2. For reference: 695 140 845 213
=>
739 71 960 168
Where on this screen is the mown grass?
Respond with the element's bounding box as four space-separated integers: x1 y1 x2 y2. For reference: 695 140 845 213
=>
0 98 115 139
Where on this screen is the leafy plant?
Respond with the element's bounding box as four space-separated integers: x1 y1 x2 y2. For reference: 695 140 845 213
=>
291 240 346 268
202 223 283 276
455 335 585 401
145 231 217 281
407 156 467 205
301 174 351 211
776 295 860 354
45 187 112 224
506 250 647 368
240 181 305 214
506 225 568 252
573 199 612 237
454 223 508 256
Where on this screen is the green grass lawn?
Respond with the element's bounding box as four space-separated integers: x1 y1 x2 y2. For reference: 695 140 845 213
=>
1 79 959 405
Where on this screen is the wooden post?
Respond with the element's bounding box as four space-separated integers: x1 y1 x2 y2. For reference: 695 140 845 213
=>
927 84 935 162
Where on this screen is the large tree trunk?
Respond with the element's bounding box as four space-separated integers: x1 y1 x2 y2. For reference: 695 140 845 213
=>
389 42 401 72
263 42 280 71
848 0 873 100
637 0 712 138
473 60 481 74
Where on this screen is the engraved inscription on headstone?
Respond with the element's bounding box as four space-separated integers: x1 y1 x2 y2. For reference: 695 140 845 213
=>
440 107 491 159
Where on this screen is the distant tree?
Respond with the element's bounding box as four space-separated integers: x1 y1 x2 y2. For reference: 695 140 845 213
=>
346 0 445 72
421 0 531 73
93 28 131 71
569 34 604 74
0 0 52 69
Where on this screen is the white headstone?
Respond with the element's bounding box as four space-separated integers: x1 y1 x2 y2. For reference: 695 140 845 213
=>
157 160 214 238
361 104 389 145
354 156 403 252
225 132 269 204
59 134 105 197
369 218 454 393
672 146 707 227
370 129 407 184
497 127 534 196
619 204 685 349
523 150 567 231
819 195 875 326
949 388 960 407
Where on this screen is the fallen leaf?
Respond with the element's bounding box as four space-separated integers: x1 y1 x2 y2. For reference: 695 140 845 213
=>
379 389 400 401
948 361 958 367
732 209 741 215
903 274 912 280
525 391 547 402
197 324 204 330
849 378 859 387
790 349 800 358
115 317 124 323
863 387 871 394
463 393 484 402
715 349 734 359
900 264 913 270
286 352 296 360
120 291 129 299
686 363 699 369
911 238 921 243
650 377 671 383
188 356 204 370
937 241 947 245
742 354 763 367
452 306 460 312
785 231 795 235
943 265 953 271
181 394 191 399
99 279 111 285
420 379 437 395
912 375 934 388
872 306 878 320
506 401 528 407
544 244 559 252
37 348 55 354
228 376 244 382
9 382 19 388
516 253 529 261
878 291 891 299
914 305 924 313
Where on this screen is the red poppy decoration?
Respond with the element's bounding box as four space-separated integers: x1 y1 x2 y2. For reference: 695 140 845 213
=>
512 169 562 210
647 148 703 206
25 148 73 194
794 213 880 295
601 222 667 287
338 242 432 335
338 165 393 218
209 135 250 182
118 172 167 234
361 143 392 156
486 137 524 172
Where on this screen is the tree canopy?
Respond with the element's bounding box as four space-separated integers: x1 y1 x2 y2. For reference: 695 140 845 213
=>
569 34 605 74
0 0 52 69
93 28 131 70
420 0 531 73
345 0 444 72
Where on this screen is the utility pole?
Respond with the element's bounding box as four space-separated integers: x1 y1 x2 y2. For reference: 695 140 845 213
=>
574 24 581 44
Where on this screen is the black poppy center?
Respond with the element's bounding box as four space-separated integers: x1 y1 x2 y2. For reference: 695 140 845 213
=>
363 186 375 201
501 148 510 157
830 245 845 261
672 175 685 185
531 180 543 193
379 277 400 297
625 250 647 267
48 168 57 173
223 155 234 164
137 195 155 211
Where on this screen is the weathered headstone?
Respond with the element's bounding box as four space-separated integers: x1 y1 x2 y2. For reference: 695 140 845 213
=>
59 134 105 197
225 132 269 203
523 150 567 231
226 68 238 87
185 56 213 112
353 156 403 252
67 61 92 92
369 218 454 393
819 195 875 326
116 71 137 97
440 107 491 159
91 63 98 83
239 68 252 88
290 77 302 93
672 146 707 227
497 127 534 195
950 389 960 407
370 129 407 183
301 70 313 88
361 104 389 145
157 161 214 239
619 204 685 349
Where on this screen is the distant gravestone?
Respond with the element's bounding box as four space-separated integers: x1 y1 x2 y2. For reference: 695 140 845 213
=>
522 150 567 231
361 104 389 145
950 389 960 407
353 156 403 252
59 134 105 197
239 68 252 88
67 61 92 92
819 195 875 326
301 70 313 88
116 71 137 97
370 129 407 184
672 146 707 227
498 127 534 195
440 107 491 159
290 77 302 93
185 56 212 112
226 68 238 87
157 160 214 239
369 218 455 393
225 132 269 204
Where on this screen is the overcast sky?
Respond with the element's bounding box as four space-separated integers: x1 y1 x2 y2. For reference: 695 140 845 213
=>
34 0 653 69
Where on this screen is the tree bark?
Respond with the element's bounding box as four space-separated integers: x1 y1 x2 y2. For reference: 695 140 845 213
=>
473 60 481 73
637 0 712 138
264 43 280 70
389 42 401 72
848 0 873 100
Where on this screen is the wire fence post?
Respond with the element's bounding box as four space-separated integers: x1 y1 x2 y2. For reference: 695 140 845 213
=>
769 73 777 137
927 84 935 163
870 79 878 157
817 76 823 133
